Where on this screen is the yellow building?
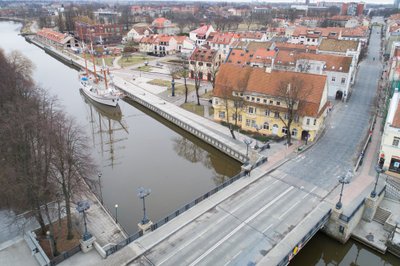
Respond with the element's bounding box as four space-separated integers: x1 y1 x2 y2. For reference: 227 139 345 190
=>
212 64 329 142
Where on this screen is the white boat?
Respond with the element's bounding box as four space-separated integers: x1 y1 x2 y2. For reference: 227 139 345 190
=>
79 74 120 107
78 37 121 107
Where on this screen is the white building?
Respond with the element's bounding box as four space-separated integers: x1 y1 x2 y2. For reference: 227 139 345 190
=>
189 24 215 46
380 89 400 179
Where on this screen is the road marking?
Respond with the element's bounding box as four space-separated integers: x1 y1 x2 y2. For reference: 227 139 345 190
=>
222 250 242 266
302 186 318 199
157 179 280 265
262 223 274 234
278 200 301 220
188 186 294 266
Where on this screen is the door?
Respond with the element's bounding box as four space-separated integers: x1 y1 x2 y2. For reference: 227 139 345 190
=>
272 124 279 135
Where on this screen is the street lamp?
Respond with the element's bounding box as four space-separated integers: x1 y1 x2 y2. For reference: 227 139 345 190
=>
98 172 103 205
137 187 151 225
371 165 386 198
76 200 92 241
243 139 253 160
46 231 55 257
114 204 118 223
171 76 175 97
254 125 261 149
336 170 353 210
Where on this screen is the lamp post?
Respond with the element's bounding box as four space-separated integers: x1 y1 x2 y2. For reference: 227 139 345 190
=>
46 231 54 257
254 125 260 150
98 172 103 205
114 204 118 223
171 77 175 97
137 187 151 225
371 165 386 198
76 200 92 241
336 170 352 210
243 139 253 161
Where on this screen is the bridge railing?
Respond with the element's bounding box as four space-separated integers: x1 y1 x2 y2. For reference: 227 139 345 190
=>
105 168 254 257
277 210 332 266
339 185 385 223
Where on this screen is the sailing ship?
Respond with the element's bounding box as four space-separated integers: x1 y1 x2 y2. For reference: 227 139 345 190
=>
78 33 121 107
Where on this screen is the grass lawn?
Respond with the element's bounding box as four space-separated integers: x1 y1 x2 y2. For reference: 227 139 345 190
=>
202 90 214 99
181 102 204 116
136 65 152 72
147 79 195 95
79 54 114 67
120 56 150 68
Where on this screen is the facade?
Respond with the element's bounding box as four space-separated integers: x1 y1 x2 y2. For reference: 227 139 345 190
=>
189 47 222 81
75 21 125 45
126 25 153 42
341 2 365 16
189 24 215 46
289 27 341 46
212 64 329 142
317 39 361 64
36 28 79 49
380 89 400 178
207 32 236 59
151 17 179 35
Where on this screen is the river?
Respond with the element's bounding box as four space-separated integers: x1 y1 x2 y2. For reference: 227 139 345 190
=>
0 21 398 265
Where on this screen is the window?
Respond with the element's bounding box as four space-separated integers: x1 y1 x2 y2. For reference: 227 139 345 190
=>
214 98 219 105
219 111 225 118
263 99 267 104
198 62 203 66
238 114 242 122
274 112 279 118
256 98 260 102
341 77 346 84
265 110 270 116
246 119 251 127
251 120 257 128
331 77 336 82
270 100 274 104
206 63 211 67
276 101 281 106
232 114 236 120
314 119 317 126
284 113 289 120
263 122 269 130
292 128 298 136
251 97 255 101
294 115 299 123
306 118 310 125
246 96 250 100
393 137 400 147
282 127 288 134
248 107 256 114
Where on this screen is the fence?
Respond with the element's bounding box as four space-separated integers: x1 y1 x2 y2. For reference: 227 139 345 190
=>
354 114 376 172
105 169 250 257
50 245 81 266
277 210 332 266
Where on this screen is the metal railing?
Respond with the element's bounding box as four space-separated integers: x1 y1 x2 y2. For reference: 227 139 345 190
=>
50 245 81 266
105 170 248 257
277 210 332 266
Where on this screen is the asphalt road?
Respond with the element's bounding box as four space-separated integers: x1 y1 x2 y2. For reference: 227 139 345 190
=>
122 26 383 266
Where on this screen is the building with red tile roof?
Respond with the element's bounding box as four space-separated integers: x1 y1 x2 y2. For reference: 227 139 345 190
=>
36 28 78 49
212 63 329 141
189 47 223 81
189 24 215 46
151 17 178 35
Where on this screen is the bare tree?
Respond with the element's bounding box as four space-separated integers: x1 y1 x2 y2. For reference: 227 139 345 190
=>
277 77 311 145
51 116 96 240
244 13 255 30
209 63 220 90
178 62 190 103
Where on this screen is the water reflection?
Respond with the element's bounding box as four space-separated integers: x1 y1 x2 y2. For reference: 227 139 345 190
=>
80 89 128 169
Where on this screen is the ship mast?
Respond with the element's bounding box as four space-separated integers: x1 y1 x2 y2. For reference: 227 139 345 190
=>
89 29 98 83
79 27 89 76
102 56 108 90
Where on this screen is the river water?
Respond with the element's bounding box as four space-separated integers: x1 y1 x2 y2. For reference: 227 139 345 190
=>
1 21 398 265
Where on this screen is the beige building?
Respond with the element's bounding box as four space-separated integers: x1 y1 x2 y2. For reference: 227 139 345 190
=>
380 89 400 178
212 64 329 142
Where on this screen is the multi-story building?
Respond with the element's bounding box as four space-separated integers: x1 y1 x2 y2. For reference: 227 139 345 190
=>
207 32 236 59
317 39 361 64
212 64 329 142
380 89 400 179
189 24 215 46
341 2 365 16
189 47 222 81
126 25 153 42
36 28 79 49
151 17 179 35
75 21 125 45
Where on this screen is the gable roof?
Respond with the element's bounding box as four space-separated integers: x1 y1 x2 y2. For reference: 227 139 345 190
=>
214 64 327 117
190 47 219 62
191 24 212 35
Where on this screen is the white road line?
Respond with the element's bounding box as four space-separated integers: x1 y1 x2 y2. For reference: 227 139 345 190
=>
222 250 242 266
262 223 274 234
188 186 294 266
278 200 301 219
302 186 318 199
157 179 280 265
